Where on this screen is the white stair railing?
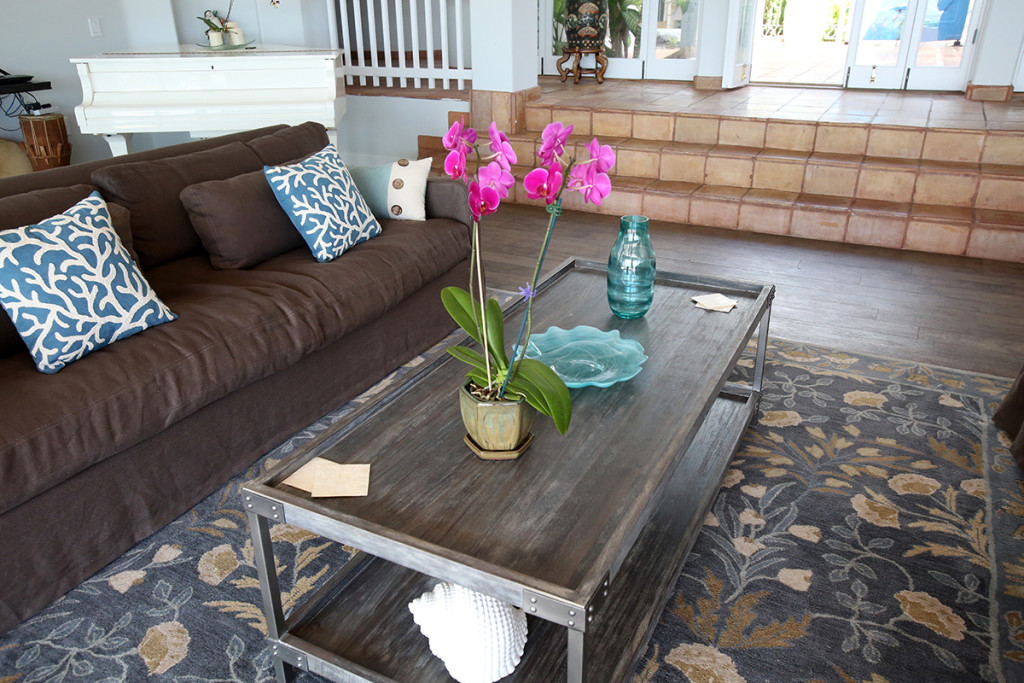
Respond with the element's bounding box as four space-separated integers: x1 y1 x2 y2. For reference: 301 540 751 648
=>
337 0 472 89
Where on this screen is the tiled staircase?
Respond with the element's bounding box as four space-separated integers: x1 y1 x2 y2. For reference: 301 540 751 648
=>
420 95 1024 263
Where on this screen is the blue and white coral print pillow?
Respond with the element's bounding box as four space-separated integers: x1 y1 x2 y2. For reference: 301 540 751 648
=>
264 144 382 262
0 192 177 373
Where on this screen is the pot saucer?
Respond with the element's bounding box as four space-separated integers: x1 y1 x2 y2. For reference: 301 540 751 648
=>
464 433 534 460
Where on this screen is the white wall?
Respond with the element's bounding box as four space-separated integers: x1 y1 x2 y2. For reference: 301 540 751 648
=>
336 95 468 165
469 0 536 92
970 0 1024 87
0 0 135 163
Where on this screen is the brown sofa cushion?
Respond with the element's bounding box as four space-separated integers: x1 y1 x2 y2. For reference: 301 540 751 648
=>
245 120 331 165
91 142 264 270
180 169 304 269
0 186 135 359
0 218 470 516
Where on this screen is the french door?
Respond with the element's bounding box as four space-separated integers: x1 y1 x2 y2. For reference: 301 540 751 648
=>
539 0 702 81
845 0 984 90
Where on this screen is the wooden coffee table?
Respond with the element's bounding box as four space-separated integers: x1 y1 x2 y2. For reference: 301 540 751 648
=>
242 259 774 682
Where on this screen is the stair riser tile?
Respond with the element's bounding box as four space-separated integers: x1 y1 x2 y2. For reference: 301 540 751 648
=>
617 149 662 179
661 152 706 184
965 227 1024 262
846 214 908 249
593 111 633 138
866 127 926 160
595 189 644 217
689 197 740 230
633 113 674 142
913 172 978 208
738 203 791 235
643 193 690 225
922 131 985 164
765 121 816 152
803 164 860 198
704 156 753 188
856 168 917 203
674 116 720 145
525 106 551 132
791 209 849 242
753 159 805 193
815 124 869 156
718 119 766 148
904 220 969 256
552 109 592 136
982 133 1024 165
976 178 1024 212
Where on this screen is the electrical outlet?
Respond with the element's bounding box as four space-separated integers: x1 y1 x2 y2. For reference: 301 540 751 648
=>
88 17 102 38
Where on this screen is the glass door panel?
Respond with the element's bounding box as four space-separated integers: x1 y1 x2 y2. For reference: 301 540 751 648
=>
905 0 980 89
845 0 983 90
643 0 701 80
722 0 758 88
845 0 918 88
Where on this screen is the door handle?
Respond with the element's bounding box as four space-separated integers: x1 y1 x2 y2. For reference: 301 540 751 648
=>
870 65 877 84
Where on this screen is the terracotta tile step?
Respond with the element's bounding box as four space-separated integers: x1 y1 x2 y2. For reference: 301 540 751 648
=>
498 171 1024 263
491 131 1024 212
524 101 1024 165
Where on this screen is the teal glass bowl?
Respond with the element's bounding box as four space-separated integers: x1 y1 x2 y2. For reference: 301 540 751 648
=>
518 325 648 388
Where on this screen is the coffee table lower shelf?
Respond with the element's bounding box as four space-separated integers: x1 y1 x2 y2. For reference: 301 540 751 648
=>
268 391 756 683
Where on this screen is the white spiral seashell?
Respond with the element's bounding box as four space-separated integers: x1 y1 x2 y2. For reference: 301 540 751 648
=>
409 582 528 683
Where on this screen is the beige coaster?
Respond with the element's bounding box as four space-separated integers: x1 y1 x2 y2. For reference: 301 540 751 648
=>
692 293 739 313
282 458 370 498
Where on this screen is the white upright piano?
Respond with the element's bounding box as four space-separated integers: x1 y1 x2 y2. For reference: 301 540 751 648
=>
71 45 342 156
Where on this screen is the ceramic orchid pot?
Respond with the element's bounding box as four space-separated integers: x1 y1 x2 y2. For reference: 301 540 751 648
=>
459 383 537 458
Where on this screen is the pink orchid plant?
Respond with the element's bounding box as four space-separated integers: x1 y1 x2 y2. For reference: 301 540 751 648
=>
440 119 615 435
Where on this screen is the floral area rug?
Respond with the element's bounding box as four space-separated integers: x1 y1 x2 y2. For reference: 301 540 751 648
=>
0 338 1021 683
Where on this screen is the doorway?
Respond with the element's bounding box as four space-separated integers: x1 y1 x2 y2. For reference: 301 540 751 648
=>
751 0 852 86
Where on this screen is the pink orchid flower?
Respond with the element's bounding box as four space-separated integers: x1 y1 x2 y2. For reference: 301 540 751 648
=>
443 118 477 152
488 122 517 171
538 122 574 166
444 149 468 181
468 179 502 221
478 161 515 199
584 137 616 174
523 163 563 205
568 163 612 206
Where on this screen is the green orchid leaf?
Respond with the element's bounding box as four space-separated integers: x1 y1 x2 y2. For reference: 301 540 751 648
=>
441 287 483 344
446 346 489 373
485 297 509 368
510 358 571 434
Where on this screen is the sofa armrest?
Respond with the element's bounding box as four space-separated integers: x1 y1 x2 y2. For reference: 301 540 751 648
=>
425 178 472 230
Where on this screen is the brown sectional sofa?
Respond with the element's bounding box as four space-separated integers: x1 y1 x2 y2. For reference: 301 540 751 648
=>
0 122 472 632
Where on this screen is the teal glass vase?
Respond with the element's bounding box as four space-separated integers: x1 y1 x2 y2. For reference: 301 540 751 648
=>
607 215 656 319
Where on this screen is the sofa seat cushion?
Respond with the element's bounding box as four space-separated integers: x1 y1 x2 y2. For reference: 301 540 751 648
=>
0 218 469 515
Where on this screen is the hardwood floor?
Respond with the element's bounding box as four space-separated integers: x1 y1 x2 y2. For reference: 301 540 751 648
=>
480 204 1024 378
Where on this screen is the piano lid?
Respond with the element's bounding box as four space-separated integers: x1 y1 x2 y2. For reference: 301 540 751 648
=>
70 44 340 62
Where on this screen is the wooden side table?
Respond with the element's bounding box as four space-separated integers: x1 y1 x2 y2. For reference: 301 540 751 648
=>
556 47 608 84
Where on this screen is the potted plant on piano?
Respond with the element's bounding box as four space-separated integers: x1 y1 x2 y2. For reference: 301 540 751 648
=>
439 118 615 459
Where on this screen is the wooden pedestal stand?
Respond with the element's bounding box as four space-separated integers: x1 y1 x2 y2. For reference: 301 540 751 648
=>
557 47 608 84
